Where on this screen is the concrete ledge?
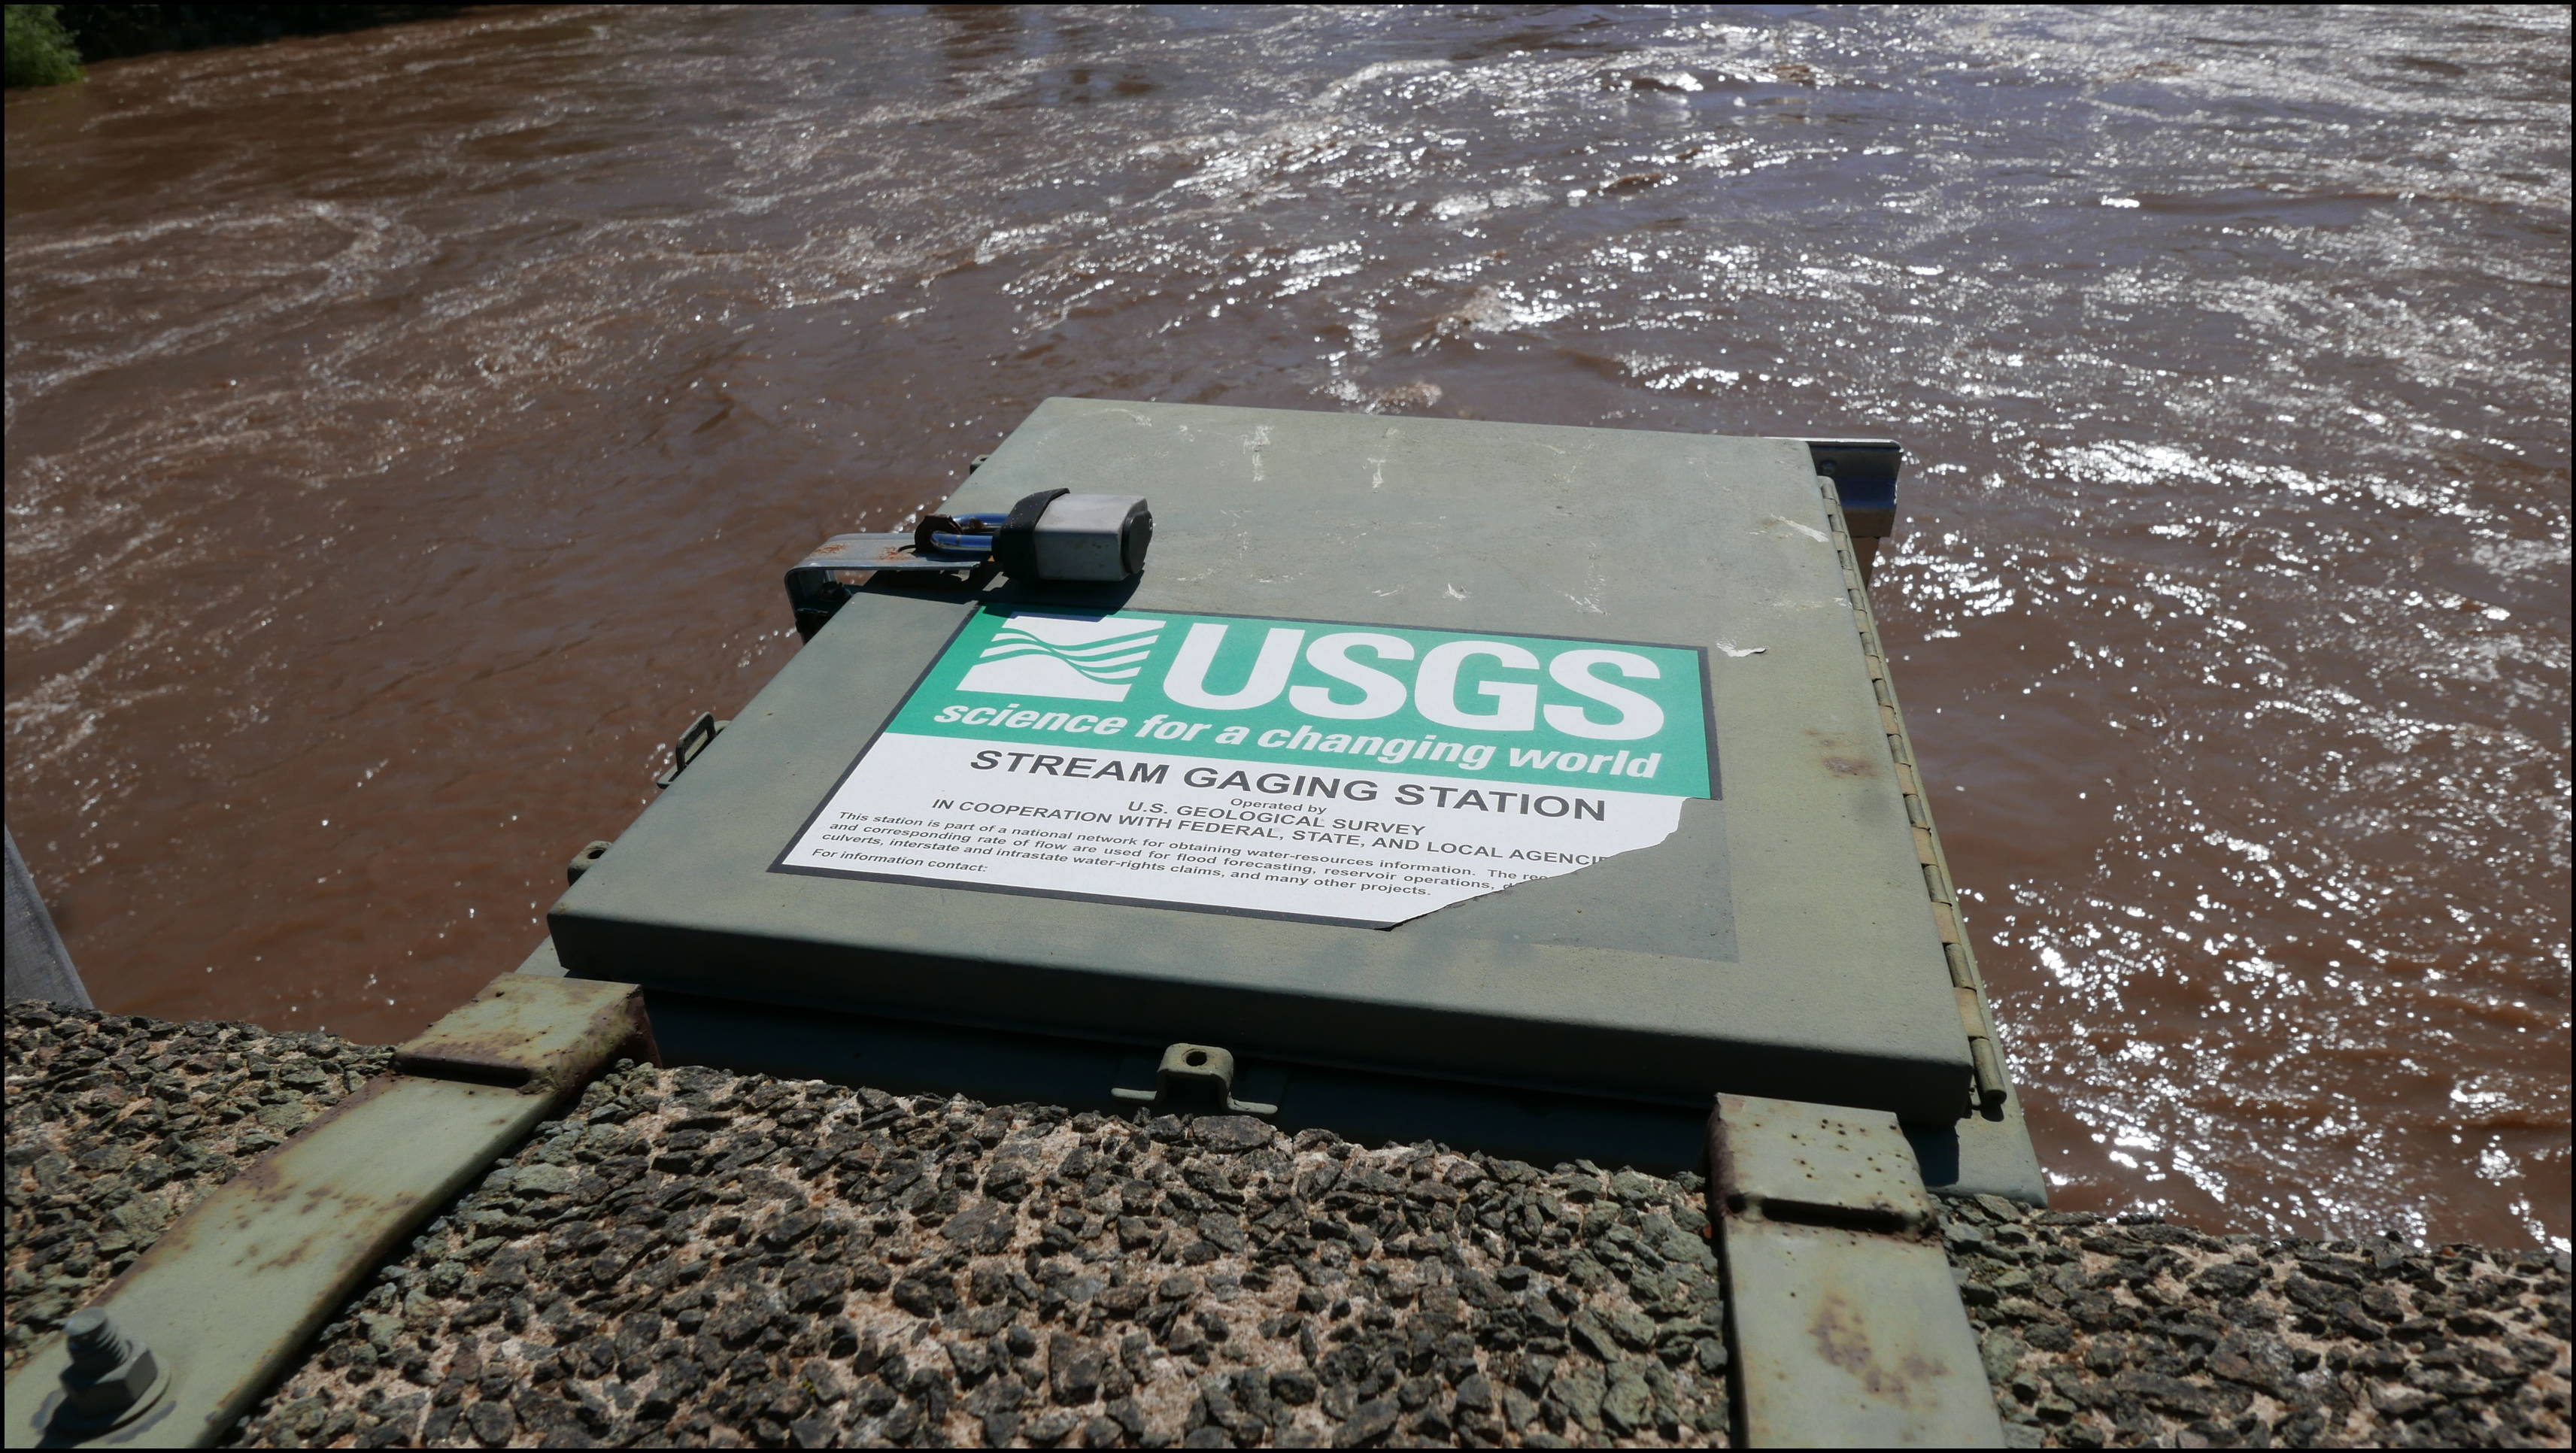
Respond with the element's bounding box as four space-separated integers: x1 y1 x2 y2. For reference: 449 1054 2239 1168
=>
9 1005 1728 1448
8 976 652 1448
4 1005 393 1376
8 1004 2570 1448
1943 1196 2571 1448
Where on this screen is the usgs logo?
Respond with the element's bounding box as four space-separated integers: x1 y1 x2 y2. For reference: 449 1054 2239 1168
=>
929 613 1701 784
1148 622 1671 741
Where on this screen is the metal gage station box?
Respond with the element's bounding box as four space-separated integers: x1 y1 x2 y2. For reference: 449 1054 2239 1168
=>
549 399 2030 1187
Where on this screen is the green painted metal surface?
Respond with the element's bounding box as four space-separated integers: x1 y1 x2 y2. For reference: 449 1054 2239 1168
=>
3 1079 554 1448
2 976 650 1448
1725 1224 2004 1446
1718 1092 1937 1233
1712 1094 2004 1447
550 399 1976 1123
392 970 659 1095
1907 1084 2049 1206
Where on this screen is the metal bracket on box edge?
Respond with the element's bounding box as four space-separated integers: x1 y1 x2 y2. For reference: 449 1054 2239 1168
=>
1112 1043 1279 1116
1708 1092 2002 1447
1800 437 1901 582
654 713 730 790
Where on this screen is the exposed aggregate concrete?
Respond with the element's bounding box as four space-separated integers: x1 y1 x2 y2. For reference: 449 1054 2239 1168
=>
228 1060 1731 1448
7 1002 2570 1448
4 1001 393 1373
1942 1195 2570 1449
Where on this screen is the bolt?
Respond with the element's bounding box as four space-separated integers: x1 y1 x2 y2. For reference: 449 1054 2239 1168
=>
56 1308 162 1424
63 1309 132 1375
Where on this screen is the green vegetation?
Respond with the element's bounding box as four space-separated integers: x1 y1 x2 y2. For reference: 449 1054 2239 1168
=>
5 4 82 88
5 5 464 87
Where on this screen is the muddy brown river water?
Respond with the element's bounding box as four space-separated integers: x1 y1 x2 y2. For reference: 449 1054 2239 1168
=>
5 5 2567 1250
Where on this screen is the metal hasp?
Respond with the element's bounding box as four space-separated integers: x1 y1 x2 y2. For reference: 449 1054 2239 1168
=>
784 532 988 640
785 489 1153 639
554 399 2031 1178
2 975 655 1449
566 840 613 884
1710 1093 2002 1447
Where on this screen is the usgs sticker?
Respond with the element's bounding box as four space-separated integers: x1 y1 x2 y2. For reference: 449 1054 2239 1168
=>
775 606 1716 927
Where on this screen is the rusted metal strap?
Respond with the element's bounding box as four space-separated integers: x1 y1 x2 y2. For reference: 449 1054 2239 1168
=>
391 968 657 1093
4 975 654 1448
1710 1094 2004 1447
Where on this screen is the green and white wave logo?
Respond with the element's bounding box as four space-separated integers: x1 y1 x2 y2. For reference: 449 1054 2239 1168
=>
955 614 1167 702
909 607 1715 797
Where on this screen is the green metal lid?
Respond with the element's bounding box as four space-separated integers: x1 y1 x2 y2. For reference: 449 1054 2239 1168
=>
551 399 1968 1120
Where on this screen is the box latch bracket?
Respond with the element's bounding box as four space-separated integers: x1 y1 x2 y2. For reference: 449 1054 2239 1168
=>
1112 1043 1279 1117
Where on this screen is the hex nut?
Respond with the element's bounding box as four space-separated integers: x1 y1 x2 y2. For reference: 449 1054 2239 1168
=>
63 1343 159 1418
57 1310 165 1425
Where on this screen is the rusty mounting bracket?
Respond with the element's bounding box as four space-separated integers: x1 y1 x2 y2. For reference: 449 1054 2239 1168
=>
390 970 660 1094
2 974 657 1449
1709 1093 2003 1447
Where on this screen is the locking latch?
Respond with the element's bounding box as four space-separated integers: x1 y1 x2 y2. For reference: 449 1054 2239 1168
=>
784 489 1153 639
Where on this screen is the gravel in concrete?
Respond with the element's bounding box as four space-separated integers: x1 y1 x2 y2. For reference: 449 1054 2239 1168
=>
5 1000 392 1373
1943 1194 2571 1448
227 1060 1731 1448
9 1003 2571 1449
